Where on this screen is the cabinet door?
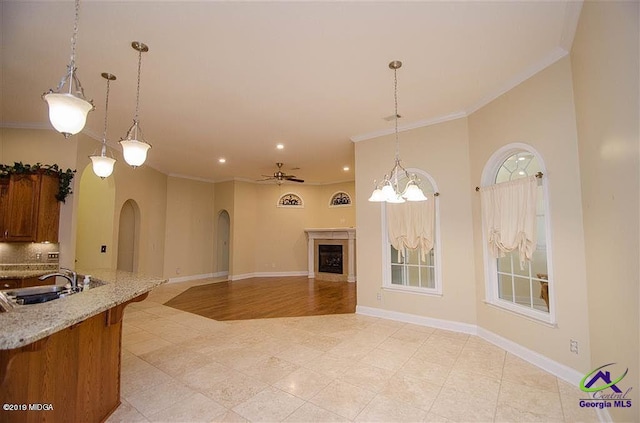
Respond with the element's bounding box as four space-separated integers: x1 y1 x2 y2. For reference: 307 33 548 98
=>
0 279 20 290
0 179 8 240
36 174 60 243
5 174 40 241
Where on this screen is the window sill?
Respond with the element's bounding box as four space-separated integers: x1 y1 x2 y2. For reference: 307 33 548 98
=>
383 285 442 297
483 299 557 328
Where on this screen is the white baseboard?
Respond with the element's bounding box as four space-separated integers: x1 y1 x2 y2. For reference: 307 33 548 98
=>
356 305 478 335
230 271 308 281
168 272 227 283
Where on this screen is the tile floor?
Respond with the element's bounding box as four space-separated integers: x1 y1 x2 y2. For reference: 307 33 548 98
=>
107 279 599 422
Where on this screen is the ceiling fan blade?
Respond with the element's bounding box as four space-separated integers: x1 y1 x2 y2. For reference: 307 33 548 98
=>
287 178 305 183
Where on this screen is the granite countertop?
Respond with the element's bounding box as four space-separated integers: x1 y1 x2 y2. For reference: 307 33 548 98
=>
0 269 167 350
0 264 59 280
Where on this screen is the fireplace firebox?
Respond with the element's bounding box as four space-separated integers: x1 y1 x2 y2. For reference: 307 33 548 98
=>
318 245 343 274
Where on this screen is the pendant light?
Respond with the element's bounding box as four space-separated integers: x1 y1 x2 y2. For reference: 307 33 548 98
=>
89 73 117 179
368 61 427 203
42 0 94 138
120 41 151 168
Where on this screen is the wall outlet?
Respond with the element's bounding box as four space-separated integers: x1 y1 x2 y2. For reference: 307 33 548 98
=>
47 252 59 260
35 252 42 260
376 292 382 301
570 339 579 354
100 245 107 253
176 267 181 275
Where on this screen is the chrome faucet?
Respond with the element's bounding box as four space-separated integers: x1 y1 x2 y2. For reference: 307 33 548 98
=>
39 268 78 291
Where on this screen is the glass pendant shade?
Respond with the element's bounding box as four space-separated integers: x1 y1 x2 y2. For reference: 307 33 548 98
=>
90 155 116 178
403 182 428 201
120 121 151 167
368 187 386 202
44 92 93 137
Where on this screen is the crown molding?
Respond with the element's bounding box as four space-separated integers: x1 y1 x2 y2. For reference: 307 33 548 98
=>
350 111 467 143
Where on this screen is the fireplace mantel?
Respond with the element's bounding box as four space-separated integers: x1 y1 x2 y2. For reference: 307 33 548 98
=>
304 228 356 282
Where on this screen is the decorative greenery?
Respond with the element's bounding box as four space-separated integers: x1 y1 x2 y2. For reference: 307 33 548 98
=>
0 162 76 203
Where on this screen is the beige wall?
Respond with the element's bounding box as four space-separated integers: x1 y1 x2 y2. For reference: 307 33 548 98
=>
318 182 356 228
355 118 477 324
1 127 168 277
163 176 215 278
231 181 258 276
75 164 116 269
468 57 592 371
571 2 639 420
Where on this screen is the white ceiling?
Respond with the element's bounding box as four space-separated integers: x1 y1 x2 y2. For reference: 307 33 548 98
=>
1 1 582 184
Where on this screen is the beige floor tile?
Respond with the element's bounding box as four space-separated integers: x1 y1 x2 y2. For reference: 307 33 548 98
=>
125 379 197 417
339 362 395 393
283 402 350 422
443 368 501 401
121 363 174 398
309 380 376 420
178 361 237 393
295 333 344 352
377 336 423 355
212 410 249 422
397 356 452 385
557 379 600 423
123 329 159 346
105 399 149 422
494 404 564 422
378 373 442 411
209 345 272 370
125 336 173 356
452 348 505 379
303 352 355 378
204 372 269 409
412 343 460 368
232 386 304 422
355 393 427 422
430 386 497 422
390 326 433 344
274 342 325 365
140 343 212 378
359 347 414 371
240 355 299 384
147 392 227 422
273 367 333 400
502 353 559 393
423 412 456 422
497 380 563 421
328 339 377 360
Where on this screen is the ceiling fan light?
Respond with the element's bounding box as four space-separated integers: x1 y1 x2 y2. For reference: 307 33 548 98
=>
43 92 93 137
89 155 116 178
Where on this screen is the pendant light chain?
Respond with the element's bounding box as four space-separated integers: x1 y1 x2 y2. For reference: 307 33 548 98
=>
101 78 111 146
134 48 143 122
69 0 80 69
394 66 400 161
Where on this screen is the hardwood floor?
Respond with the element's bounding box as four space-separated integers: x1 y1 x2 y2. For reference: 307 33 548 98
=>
163 276 356 320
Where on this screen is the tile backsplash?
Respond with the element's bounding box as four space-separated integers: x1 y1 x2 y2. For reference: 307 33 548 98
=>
0 243 61 265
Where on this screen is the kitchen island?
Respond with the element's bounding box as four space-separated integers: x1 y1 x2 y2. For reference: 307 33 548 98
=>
0 269 166 423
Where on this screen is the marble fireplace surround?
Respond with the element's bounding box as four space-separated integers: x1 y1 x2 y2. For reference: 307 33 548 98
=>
304 228 356 283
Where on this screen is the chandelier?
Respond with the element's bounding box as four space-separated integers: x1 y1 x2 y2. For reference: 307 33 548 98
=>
89 73 117 179
42 0 94 138
120 41 151 168
368 61 427 203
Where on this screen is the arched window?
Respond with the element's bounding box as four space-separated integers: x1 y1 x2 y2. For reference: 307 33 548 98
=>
329 191 352 207
382 169 441 295
481 144 554 323
277 193 304 208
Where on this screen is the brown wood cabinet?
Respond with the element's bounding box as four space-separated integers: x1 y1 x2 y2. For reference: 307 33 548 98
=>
0 173 60 243
0 277 54 290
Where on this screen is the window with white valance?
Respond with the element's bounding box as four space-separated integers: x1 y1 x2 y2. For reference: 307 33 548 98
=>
382 169 441 295
480 144 553 323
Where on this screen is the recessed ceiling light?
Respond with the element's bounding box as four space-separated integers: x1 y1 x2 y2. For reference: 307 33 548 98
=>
276 143 284 150
343 166 350 171
218 158 226 163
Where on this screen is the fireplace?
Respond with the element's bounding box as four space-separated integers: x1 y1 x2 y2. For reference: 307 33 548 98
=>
318 245 343 274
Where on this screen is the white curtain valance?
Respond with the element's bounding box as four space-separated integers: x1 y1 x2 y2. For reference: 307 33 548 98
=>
480 176 537 267
387 194 435 260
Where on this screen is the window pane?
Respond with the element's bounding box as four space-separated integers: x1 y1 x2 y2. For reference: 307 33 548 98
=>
390 246 402 264
513 277 532 307
512 251 530 277
498 274 513 301
497 256 511 273
406 248 419 265
391 265 404 285
423 266 435 289
532 249 548 279
425 249 434 266
408 266 420 287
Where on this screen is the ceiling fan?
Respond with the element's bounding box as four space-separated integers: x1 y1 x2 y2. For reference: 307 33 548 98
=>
261 163 304 185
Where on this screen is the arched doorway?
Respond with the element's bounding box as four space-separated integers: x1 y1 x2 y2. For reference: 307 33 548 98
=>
216 210 230 277
117 199 140 272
